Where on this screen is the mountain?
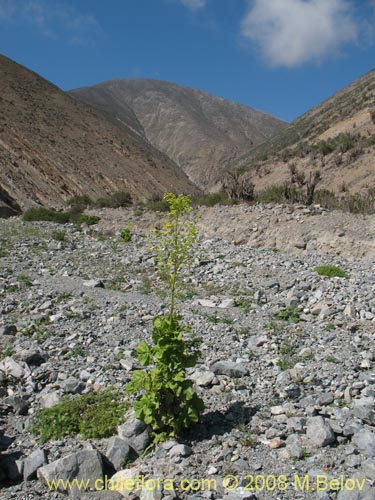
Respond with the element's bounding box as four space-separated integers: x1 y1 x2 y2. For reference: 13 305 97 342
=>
234 68 375 194
0 55 198 212
70 79 287 189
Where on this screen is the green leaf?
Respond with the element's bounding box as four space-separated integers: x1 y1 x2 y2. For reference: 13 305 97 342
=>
136 341 153 366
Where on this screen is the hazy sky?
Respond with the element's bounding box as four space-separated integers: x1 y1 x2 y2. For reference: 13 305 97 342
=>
1 0 374 121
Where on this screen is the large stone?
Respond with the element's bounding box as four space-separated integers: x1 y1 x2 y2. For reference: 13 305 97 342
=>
106 437 131 471
352 397 375 425
1 325 17 336
24 448 47 480
108 467 141 498
352 430 375 457
61 376 85 394
118 413 151 456
37 450 103 492
306 417 335 448
191 370 215 387
16 342 47 365
83 279 104 288
0 357 26 379
210 360 249 378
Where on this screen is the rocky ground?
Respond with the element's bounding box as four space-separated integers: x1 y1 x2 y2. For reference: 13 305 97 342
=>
0 204 375 500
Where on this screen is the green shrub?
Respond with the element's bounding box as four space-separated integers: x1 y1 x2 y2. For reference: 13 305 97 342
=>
95 191 132 208
120 228 132 242
30 389 128 442
314 265 348 278
66 194 92 212
142 199 170 212
274 306 301 324
127 193 204 445
192 192 236 207
23 208 70 224
52 230 66 241
72 214 100 226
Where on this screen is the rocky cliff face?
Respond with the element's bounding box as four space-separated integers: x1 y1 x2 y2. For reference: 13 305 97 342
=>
70 79 287 189
0 55 198 210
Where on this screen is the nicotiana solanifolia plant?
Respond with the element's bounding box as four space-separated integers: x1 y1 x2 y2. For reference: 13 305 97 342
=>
126 193 204 445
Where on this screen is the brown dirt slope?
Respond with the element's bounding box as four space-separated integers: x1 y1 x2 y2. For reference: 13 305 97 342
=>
70 79 287 189
234 68 375 194
0 54 198 210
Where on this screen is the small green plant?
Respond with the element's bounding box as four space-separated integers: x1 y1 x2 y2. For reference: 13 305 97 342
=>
240 432 257 448
0 349 15 361
314 265 348 278
30 389 128 442
234 297 253 314
325 355 341 364
52 230 66 241
139 273 153 295
127 193 204 445
265 321 283 334
324 323 336 332
95 191 132 208
274 307 301 324
120 228 132 243
277 339 298 370
72 214 100 226
68 345 86 358
205 314 233 325
18 274 33 287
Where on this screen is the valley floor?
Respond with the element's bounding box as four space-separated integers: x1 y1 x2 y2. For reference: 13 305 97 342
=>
0 205 375 500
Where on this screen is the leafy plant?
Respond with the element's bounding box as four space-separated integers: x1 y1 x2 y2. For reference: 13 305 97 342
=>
52 230 66 241
314 265 348 278
120 228 132 243
30 389 128 442
277 339 298 370
95 191 132 208
234 296 253 314
274 306 301 324
126 193 204 445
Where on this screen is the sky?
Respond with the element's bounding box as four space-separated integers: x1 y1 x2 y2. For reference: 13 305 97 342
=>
0 0 375 122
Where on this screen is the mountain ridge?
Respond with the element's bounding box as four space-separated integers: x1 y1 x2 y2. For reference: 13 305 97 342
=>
70 78 287 189
0 54 198 211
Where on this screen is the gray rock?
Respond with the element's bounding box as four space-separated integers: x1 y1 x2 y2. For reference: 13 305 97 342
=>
191 370 215 387
169 444 192 457
39 390 60 408
287 417 306 433
317 392 334 406
352 397 375 425
83 279 104 288
109 467 141 498
106 437 131 471
16 343 47 365
286 434 304 459
37 450 103 492
61 376 85 394
0 357 26 379
1 325 17 335
306 416 335 448
352 429 375 457
0 455 23 481
211 360 249 378
140 491 162 500
118 413 151 455
5 394 29 415
23 448 47 480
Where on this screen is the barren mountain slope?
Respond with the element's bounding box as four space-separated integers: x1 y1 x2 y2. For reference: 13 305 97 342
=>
70 79 287 189
234 68 375 194
0 55 198 211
